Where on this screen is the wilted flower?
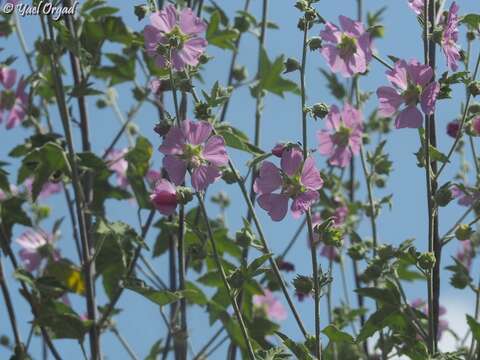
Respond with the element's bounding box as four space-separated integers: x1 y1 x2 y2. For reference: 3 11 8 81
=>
377 59 439 129
150 179 179 216
446 120 460 138
105 148 129 189
319 15 373 77
317 103 363 167
254 147 323 221
0 67 27 129
159 120 228 191
253 290 287 321
16 230 58 272
144 5 207 71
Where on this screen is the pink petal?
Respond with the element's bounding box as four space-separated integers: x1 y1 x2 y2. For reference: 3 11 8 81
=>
0 68 16 89
191 165 220 191
150 5 176 33
407 60 433 87
257 193 289 222
420 81 439 115
339 15 364 36
290 190 319 219
158 126 186 155
183 120 212 145
321 45 349 77
301 157 323 190
202 135 228 166
317 131 335 157
329 146 351 168
319 22 341 43
377 86 403 117
179 8 207 35
144 25 164 56
281 147 303 177
395 106 423 129
19 249 42 272
387 60 409 91
163 155 187 186
254 161 282 195
150 179 178 216
342 103 363 128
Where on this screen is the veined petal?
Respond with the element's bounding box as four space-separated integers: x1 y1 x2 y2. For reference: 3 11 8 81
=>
257 193 289 222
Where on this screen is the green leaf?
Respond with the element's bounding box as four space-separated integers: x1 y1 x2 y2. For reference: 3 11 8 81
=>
462 14 480 29
355 287 400 306
126 136 153 209
319 69 346 100
124 278 185 306
44 260 85 295
144 339 163 360
258 48 300 97
206 11 239 49
467 315 480 343
215 123 264 155
357 306 397 341
275 332 314 360
0 197 32 241
322 325 355 344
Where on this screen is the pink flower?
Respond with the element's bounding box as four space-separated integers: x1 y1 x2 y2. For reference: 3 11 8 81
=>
254 147 323 221
16 230 57 272
317 103 363 167
144 5 207 71
159 120 228 191
150 179 178 216
311 213 340 261
0 67 27 129
272 143 287 158
410 298 449 340
377 59 439 129
456 239 473 271
149 78 162 95
451 185 479 207
446 120 460 138
105 148 129 189
23 178 62 199
146 169 162 189
408 0 424 15
253 290 287 322
472 116 480 135
0 184 18 201
319 15 373 78
440 2 461 71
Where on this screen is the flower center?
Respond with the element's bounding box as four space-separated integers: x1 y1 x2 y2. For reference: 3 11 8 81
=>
183 143 204 168
282 174 306 198
333 125 352 147
402 84 422 106
337 35 357 59
166 25 189 50
0 90 16 110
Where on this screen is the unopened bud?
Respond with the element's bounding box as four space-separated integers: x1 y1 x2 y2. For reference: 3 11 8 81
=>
467 31 476 42
468 81 480 97
154 120 171 137
222 169 239 184
232 66 248 82
435 186 453 207
308 37 323 51
284 58 301 74
418 252 436 270
312 103 330 119
194 102 212 120
347 243 367 260
455 224 473 241
293 275 313 295
236 227 255 247
134 5 148 21
234 16 250 33
176 187 193 205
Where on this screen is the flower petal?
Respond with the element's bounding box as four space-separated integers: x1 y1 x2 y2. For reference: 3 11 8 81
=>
281 147 303 177
420 81 439 115
191 165 220 191
395 106 423 129
158 126 186 155
254 161 282 195
163 155 187 186
377 86 403 117
179 7 207 35
150 5 176 33
291 190 319 218
257 193 289 222
202 135 228 166
301 157 323 190
183 120 212 145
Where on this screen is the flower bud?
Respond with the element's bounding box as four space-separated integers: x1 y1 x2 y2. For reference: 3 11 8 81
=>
176 186 193 205
467 31 476 42
347 243 367 260
418 252 436 270
134 5 148 21
234 16 250 33
312 103 330 119
232 66 248 82
221 169 239 184
322 227 343 248
194 102 212 120
446 120 460 138
469 81 480 97
294 0 309 11
435 186 453 207
235 227 255 247
284 58 301 74
293 275 313 296
277 258 295 272
455 224 473 241
308 36 323 51
272 143 287 157
469 104 480 114
305 9 317 22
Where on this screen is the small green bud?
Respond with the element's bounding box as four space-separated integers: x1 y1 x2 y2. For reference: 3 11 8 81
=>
236 227 255 247
311 103 330 119
96 99 108 109
176 187 193 204
347 243 367 260
234 16 250 33
154 120 171 137
467 31 476 42
198 54 210 65
127 123 139 136
194 102 212 120
211 191 230 209
134 5 148 21
322 227 343 248
362 263 382 282
284 58 301 74
293 275 313 295
0 335 10 346
221 169 239 184
469 103 480 114
294 0 309 12
417 252 436 270
377 244 396 260
33 205 51 221
308 36 323 51
468 81 480 97
305 9 317 22
435 186 453 207
232 66 248 82
297 18 313 31
455 224 474 241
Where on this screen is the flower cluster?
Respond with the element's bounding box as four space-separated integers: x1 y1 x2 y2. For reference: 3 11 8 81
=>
144 5 207 71
0 67 27 129
254 147 323 221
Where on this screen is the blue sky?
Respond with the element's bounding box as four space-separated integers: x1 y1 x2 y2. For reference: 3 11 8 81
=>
0 0 479 358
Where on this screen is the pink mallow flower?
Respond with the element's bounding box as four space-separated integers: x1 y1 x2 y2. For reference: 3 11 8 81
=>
472 116 480 135
23 178 62 199
446 120 460 138
317 103 363 168
254 147 323 221
159 120 228 191
253 290 287 322
451 185 479 207
408 0 424 15
319 15 373 78
105 148 129 189
146 169 162 189
0 67 27 129
440 2 461 71
144 5 207 71
377 59 439 129
150 179 179 216
16 230 58 272
456 239 473 271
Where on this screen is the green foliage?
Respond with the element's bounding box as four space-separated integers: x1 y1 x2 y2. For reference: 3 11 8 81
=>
123 278 186 306
206 11 239 50
215 123 264 155
321 324 355 344
0 197 32 241
125 136 153 209
275 332 315 360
